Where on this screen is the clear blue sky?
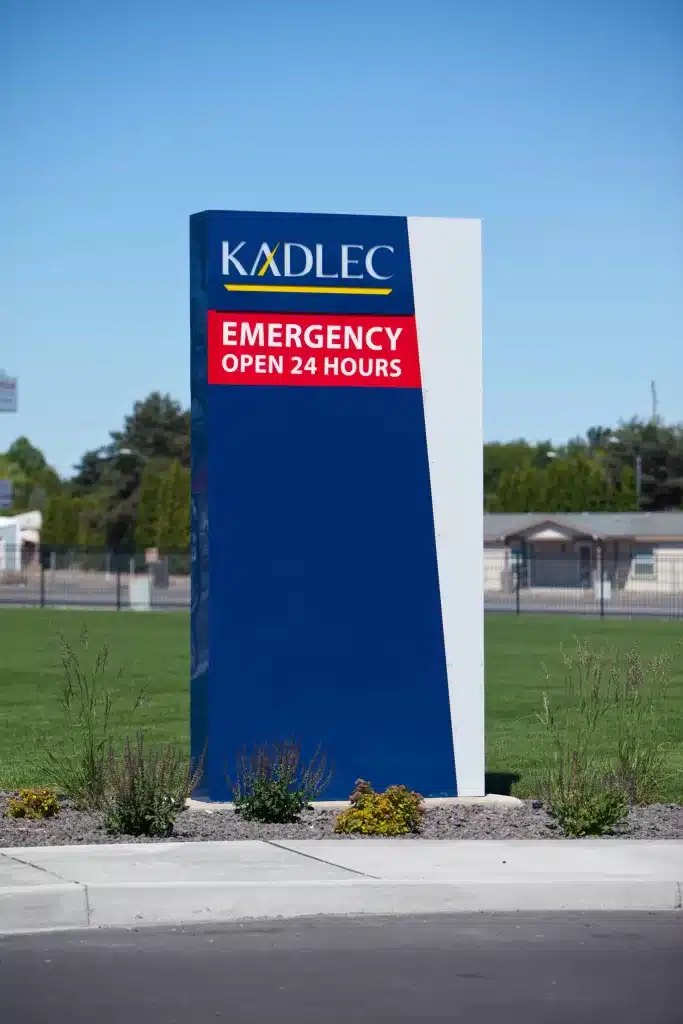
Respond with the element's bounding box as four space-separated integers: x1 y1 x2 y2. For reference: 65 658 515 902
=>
1 0 681 476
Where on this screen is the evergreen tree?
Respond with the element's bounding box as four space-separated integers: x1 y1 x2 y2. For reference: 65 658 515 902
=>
494 454 631 514
614 465 638 512
135 462 163 551
76 497 107 549
154 467 172 552
495 464 541 513
156 462 190 553
41 495 79 547
168 463 190 553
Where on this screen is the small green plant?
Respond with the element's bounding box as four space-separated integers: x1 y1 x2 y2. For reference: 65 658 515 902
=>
104 732 203 838
37 629 145 810
231 740 332 823
610 642 679 805
548 782 628 838
5 787 61 820
335 779 424 836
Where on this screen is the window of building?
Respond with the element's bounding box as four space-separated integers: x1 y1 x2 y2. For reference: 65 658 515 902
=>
632 544 655 578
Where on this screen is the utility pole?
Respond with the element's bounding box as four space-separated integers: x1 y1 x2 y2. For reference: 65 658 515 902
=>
651 380 658 423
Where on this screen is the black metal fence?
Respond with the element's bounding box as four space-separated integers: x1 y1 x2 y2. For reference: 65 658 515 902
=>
0 547 190 611
1 546 682 618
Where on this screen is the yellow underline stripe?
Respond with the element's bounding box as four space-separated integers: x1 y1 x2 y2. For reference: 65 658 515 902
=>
225 284 392 296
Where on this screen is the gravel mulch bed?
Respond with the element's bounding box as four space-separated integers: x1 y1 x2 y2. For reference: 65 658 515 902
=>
1 792 682 847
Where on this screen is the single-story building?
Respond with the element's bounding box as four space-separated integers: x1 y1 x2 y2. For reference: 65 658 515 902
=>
0 510 42 572
484 512 683 595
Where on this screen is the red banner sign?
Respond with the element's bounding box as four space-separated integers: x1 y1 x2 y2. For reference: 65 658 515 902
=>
208 311 421 388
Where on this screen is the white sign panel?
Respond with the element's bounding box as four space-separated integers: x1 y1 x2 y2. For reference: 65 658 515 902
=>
0 373 18 413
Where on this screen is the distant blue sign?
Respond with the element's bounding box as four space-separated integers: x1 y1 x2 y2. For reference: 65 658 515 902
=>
0 479 13 510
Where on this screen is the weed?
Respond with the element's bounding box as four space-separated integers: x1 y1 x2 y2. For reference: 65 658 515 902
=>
610 642 679 805
535 637 680 832
231 740 332 823
37 629 145 810
104 732 203 838
535 640 626 835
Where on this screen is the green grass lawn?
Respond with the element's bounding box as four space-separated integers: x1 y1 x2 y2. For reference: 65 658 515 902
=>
486 615 682 802
0 610 190 792
1 608 681 800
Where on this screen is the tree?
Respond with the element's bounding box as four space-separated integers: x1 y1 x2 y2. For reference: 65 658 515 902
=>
133 460 190 554
41 495 80 547
110 392 190 467
492 464 541 513
602 419 683 511
151 462 189 553
489 417 683 514
493 453 635 514
6 437 47 477
542 456 612 513
76 496 107 549
614 465 638 512
1 438 62 511
160 462 190 553
484 440 553 511
71 448 109 495
70 393 191 549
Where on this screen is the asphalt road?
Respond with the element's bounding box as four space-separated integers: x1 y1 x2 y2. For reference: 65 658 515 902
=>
1 913 681 1023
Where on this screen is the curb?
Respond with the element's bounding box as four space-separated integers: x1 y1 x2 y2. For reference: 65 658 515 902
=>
185 794 525 813
0 882 89 934
1 878 681 936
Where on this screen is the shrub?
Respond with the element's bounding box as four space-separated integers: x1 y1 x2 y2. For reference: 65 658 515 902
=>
104 732 203 838
231 740 332 823
548 781 628 838
335 780 424 836
610 642 679 805
37 630 145 810
6 787 61 820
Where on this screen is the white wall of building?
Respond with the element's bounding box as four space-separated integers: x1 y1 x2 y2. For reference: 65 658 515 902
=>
484 537 683 593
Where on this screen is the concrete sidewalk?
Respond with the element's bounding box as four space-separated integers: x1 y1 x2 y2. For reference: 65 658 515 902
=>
1 840 681 935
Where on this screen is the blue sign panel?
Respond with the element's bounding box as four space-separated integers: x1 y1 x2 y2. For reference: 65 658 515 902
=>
190 209 483 804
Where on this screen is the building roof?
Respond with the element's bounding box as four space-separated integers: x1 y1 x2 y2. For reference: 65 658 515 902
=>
484 511 683 543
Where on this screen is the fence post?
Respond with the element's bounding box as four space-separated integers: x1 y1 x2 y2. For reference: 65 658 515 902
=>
40 553 46 608
116 565 122 611
599 540 605 619
515 551 521 615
